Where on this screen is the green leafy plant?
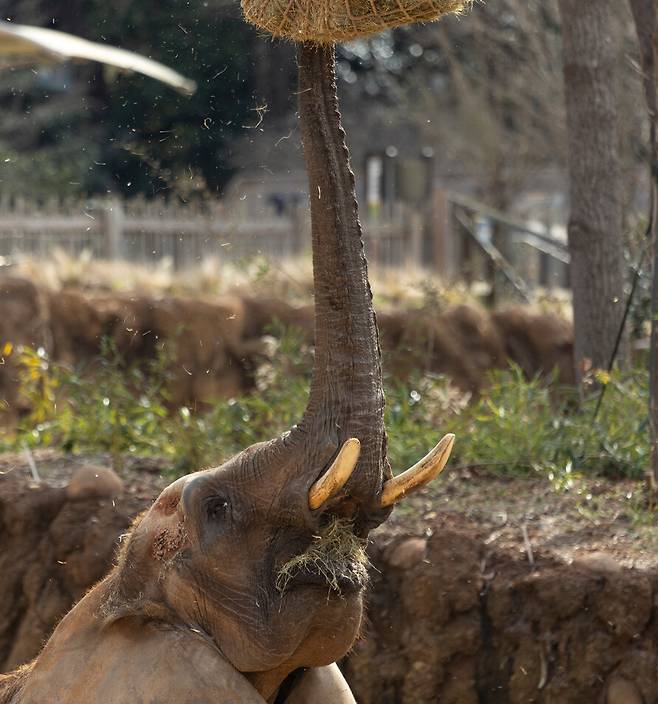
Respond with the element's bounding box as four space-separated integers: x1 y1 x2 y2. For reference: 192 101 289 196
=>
448 365 649 483
7 339 173 472
0 330 651 484
384 364 649 485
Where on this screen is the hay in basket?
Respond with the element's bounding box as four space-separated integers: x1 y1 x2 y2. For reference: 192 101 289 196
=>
241 0 469 44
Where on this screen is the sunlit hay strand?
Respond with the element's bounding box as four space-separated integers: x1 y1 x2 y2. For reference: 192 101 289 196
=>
275 518 370 596
241 0 470 44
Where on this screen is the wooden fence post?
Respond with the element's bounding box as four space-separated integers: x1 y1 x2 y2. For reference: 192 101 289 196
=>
407 209 424 267
99 199 124 260
431 189 455 277
291 203 308 256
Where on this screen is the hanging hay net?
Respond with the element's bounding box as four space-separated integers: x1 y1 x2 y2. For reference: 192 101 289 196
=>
241 0 469 44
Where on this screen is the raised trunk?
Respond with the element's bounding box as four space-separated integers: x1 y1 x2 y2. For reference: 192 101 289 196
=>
558 0 628 378
294 43 390 514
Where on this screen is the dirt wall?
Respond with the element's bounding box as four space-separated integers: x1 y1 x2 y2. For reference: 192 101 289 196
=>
0 474 149 671
346 516 657 704
1 474 655 703
0 276 575 422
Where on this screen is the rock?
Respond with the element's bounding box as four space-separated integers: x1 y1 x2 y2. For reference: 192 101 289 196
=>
574 552 622 574
387 537 427 569
606 678 643 704
65 465 124 500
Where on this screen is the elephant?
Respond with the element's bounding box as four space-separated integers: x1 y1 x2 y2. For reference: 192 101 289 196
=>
0 43 454 704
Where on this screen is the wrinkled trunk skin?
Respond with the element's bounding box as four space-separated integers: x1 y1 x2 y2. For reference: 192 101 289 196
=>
206 44 391 532
558 0 628 378
292 43 391 526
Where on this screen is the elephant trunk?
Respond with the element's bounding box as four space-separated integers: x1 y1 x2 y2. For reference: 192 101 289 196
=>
293 43 391 524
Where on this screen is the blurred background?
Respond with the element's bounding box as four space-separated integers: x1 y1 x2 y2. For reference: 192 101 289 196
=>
0 1 646 287
0 0 653 469
0 0 653 473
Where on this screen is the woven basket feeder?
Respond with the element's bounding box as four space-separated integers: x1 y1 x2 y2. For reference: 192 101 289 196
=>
241 0 468 44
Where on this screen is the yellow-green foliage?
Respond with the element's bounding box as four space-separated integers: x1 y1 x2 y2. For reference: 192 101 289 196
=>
0 328 650 482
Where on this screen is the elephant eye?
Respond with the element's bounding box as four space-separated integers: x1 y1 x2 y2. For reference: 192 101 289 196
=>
205 496 229 522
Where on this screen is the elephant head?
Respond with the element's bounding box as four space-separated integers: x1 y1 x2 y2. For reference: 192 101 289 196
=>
104 43 454 701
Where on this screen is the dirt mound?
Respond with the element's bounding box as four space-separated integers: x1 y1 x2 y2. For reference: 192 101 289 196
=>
239 297 314 340
0 472 150 671
492 308 575 386
113 294 249 406
380 304 574 391
1 468 657 702
49 290 123 365
44 290 315 409
345 515 658 703
380 305 507 391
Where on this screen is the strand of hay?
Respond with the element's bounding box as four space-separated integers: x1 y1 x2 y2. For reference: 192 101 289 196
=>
275 518 370 595
241 0 469 43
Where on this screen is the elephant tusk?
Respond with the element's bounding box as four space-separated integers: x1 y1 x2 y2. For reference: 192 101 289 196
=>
380 434 455 508
308 438 361 510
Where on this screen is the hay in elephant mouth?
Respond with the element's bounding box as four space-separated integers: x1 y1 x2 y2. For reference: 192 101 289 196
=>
275 518 369 596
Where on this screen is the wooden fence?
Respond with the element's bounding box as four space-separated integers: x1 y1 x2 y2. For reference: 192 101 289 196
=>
0 195 422 270
0 197 304 266
0 193 569 297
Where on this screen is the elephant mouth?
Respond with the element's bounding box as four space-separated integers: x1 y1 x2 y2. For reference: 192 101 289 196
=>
281 558 368 594
275 518 370 596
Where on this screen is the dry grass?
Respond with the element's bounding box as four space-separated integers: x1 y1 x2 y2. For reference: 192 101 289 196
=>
10 250 456 306
275 518 370 595
242 0 469 43
10 250 571 318
13 250 314 301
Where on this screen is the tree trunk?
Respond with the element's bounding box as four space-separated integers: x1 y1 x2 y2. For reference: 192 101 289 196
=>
558 0 628 378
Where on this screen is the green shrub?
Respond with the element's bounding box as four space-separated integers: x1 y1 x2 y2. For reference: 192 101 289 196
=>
383 364 649 484
0 331 650 482
448 366 649 483
5 340 172 471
